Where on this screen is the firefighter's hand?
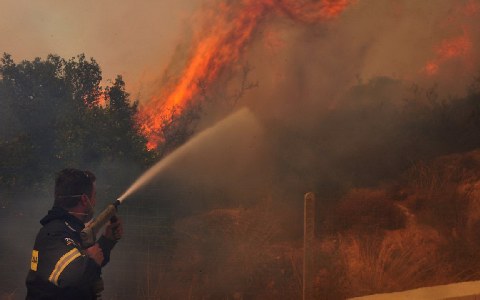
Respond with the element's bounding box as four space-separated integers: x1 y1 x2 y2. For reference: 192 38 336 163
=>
85 243 104 266
103 217 123 241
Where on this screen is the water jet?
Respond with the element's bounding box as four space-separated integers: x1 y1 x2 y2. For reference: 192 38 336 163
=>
117 107 258 203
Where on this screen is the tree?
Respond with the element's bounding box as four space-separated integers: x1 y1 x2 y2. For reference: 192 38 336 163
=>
0 53 153 194
103 75 152 165
0 53 70 186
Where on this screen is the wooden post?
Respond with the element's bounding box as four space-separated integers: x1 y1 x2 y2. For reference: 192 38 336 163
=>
304 192 315 300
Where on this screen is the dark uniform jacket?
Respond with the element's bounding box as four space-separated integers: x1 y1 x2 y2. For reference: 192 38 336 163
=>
26 206 116 300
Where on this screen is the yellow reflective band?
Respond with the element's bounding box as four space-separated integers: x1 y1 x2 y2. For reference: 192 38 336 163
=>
48 248 81 286
31 250 39 271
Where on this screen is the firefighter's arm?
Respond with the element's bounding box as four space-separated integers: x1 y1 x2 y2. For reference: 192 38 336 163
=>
47 243 101 288
97 236 115 266
98 217 123 266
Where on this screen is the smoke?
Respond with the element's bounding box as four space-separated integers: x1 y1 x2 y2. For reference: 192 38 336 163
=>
0 189 51 298
0 0 201 91
127 108 271 214
246 0 480 113
3 0 480 298
102 2 480 297
2 0 478 98
225 0 480 193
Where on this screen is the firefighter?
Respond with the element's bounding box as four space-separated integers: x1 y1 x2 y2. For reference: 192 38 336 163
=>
26 168 123 300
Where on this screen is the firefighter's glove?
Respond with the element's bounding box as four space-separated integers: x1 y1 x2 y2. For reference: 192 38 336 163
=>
86 243 104 266
104 217 123 242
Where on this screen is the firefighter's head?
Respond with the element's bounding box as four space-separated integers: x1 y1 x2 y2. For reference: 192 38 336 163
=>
54 168 97 223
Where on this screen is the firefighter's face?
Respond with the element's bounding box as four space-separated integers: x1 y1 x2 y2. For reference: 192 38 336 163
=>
87 183 97 208
81 184 96 223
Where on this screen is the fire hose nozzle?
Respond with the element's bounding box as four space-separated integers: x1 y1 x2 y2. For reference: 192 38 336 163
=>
80 200 121 248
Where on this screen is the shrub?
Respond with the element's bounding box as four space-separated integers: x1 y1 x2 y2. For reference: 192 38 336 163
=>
330 188 406 233
337 225 451 298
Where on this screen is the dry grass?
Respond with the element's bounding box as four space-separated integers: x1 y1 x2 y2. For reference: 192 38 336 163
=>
336 224 453 298
404 153 480 244
317 151 480 298
139 199 303 299
329 188 406 233
131 150 480 299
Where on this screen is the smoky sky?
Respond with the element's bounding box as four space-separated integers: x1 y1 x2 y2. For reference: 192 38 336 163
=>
0 0 201 97
1 0 479 103
2 0 476 209
246 0 479 110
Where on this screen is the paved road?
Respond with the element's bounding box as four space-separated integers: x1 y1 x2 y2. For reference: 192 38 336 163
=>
350 280 480 300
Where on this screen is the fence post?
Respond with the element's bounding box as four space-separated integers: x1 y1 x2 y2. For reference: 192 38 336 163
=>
304 192 315 300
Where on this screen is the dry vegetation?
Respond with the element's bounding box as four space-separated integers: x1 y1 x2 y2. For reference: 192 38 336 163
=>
136 150 480 299
329 150 480 298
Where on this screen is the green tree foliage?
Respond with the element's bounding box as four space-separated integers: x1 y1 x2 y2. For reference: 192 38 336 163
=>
104 75 151 164
0 53 152 192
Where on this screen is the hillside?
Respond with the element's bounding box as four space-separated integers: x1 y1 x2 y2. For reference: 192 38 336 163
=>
138 149 480 299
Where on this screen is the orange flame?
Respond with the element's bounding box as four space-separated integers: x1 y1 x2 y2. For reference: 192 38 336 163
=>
436 35 472 60
422 1 478 76
423 34 472 76
141 0 352 150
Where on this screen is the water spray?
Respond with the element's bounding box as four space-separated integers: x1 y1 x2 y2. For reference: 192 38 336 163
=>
80 108 259 248
117 108 257 203
81 199 121 248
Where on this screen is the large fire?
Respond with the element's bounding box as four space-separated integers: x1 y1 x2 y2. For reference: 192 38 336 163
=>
140 0 352 150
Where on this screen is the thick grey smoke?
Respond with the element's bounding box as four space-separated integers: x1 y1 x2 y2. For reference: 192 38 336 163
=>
233 0 480 192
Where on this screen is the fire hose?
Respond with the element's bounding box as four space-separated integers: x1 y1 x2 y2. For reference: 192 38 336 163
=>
80 199 121 248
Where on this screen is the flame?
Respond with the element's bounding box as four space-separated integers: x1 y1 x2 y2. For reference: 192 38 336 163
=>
436 35 472 60
98 93 107 107
422 1 478 76
424 62 439 76
141 0 352 150
423 34 472 76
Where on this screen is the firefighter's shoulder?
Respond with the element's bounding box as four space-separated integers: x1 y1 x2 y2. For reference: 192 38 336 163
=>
37 219 82 250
